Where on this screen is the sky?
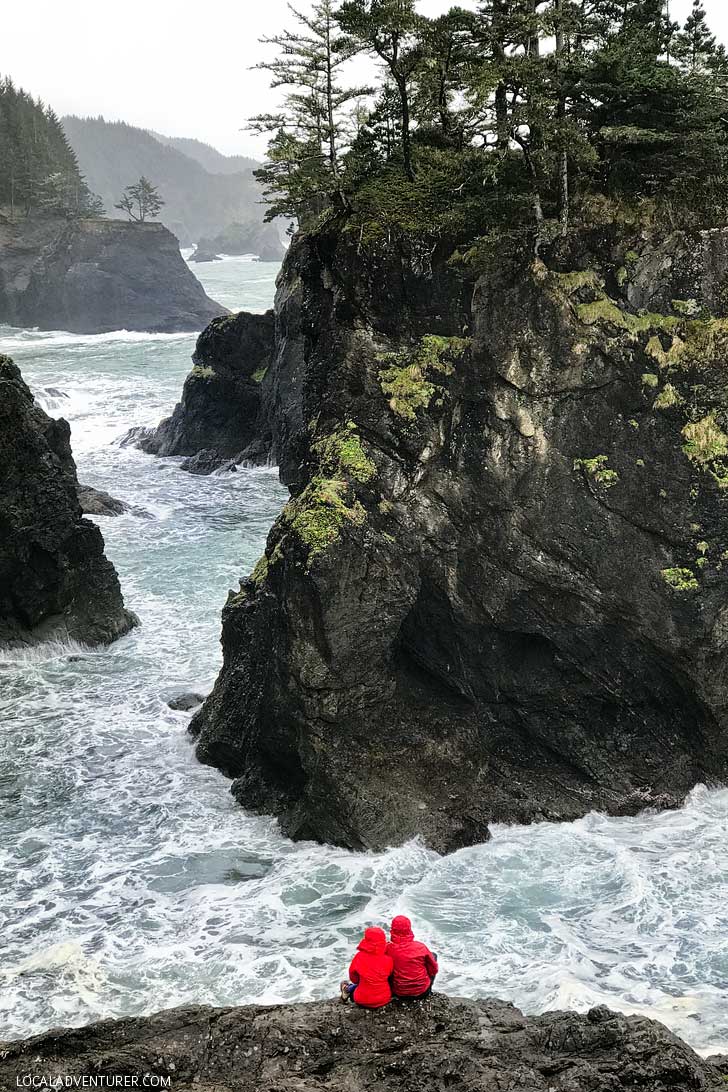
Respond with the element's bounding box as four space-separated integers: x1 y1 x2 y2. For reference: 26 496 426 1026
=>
2 0 725 160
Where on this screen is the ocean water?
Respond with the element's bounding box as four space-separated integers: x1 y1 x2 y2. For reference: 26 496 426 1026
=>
0 255 727 1054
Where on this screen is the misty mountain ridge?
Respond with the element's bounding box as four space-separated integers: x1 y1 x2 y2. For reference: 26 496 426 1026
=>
62 115 284 256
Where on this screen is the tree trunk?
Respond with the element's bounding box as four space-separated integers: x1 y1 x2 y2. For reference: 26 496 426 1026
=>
555 0 569 235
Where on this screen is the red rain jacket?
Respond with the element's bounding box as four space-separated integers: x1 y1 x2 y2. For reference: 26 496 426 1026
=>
386 915 439 997
348 927 394 1009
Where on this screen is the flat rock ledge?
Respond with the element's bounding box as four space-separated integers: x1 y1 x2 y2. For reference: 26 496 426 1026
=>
1 995 725 1091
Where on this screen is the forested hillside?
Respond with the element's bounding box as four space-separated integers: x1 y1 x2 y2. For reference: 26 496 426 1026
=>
0 77 101 218
150 133 258 176
62 115 283 251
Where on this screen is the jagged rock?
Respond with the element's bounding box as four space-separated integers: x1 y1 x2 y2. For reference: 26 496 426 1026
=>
188 246 222 263
191 223 728 853
0 355 137 647
77 484 128 517
190 220 286 263
0 213 227 334
167 692 205 711
0 996 722 1091
138 310 276 473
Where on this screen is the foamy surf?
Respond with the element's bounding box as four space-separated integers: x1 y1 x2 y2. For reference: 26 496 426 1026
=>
2 257 727 1055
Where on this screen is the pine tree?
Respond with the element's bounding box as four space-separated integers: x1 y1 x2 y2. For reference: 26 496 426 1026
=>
674 0 721 72
114 176 164 222
336 0 424 182
249 0 367 222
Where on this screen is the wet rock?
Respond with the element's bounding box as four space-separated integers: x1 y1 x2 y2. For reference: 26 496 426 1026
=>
0 995 721 1091
0 214 228 334
0 355 137 647
191 223 728 853
167 692 205 712
138 310 276 474
77 484 128 517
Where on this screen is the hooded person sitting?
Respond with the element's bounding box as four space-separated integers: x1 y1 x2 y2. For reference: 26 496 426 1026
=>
340 926 394 1008
386 915 439 999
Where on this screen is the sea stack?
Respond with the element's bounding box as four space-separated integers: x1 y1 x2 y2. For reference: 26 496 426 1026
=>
190 222 728 853
0 355 137 646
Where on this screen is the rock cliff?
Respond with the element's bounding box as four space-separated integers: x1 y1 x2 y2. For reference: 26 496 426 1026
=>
138 310 276 473
190 220 728 853
0 355 136 646
1 995 723 1092
0 214 226 334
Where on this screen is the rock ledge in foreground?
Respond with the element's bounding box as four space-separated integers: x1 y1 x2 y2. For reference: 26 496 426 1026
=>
0 995 724 1091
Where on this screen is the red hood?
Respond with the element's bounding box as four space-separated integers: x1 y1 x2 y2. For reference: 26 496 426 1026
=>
357 926 387 955
390 915 415 944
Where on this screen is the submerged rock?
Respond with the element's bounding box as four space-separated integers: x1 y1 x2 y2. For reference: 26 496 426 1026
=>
167 692 205 711
191 223 728 853
0 995 722 1091
138 310 276 473
77 484 128 517
0 213 227 334
0 355 137 647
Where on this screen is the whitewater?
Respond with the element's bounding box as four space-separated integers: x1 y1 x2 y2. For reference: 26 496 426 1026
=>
0 255 726 1054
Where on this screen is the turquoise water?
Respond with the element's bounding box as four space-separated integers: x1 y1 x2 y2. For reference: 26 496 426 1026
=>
0 255 726 1053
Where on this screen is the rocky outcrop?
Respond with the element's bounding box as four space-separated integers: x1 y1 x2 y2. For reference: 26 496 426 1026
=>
77 484 128 517
190 221 728 853
1 995 723 1091
0 355 136 646
138 310 276 473
0 213 227 334
189 220 286 263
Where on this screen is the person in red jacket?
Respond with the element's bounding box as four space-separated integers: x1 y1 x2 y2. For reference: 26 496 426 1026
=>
339 926 394 1008
386 915 439 999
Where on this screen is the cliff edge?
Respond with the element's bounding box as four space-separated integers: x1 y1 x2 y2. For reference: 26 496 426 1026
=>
0 355 136 646
0 995 723 1092
0 214 227 334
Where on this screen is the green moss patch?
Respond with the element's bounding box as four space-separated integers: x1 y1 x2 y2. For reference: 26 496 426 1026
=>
653 383 683 410
314 423 377 484
661 567 699 592
378 335 470 420
682 413 728 464
574 454 619 488
191 365 216 380
251 365 268 383
283 477 365 561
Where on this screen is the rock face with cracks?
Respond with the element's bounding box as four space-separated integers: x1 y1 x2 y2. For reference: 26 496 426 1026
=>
0 996 724 1092
0 213 226 334
138 309 276 474
191 221 728 853
0 355 136 646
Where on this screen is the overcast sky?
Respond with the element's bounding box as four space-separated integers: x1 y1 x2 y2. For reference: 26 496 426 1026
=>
3 0 725 159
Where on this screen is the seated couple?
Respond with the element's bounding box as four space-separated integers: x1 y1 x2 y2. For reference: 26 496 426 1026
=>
340 915 438 1009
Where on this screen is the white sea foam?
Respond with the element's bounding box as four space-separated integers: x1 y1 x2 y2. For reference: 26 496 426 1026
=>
1 259 727 1053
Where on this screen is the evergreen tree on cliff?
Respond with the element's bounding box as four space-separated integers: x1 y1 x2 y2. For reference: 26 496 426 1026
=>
114 176 165 222
0 76 102 219
249 0 367 224
248 0 728 245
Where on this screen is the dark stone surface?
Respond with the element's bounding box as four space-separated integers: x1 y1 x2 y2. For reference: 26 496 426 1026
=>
190 222 728 853
0 355 137 647
77 484 128 517
138 310 276 473
167 692 205 711
0 213 227 334
0 996 722 1091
